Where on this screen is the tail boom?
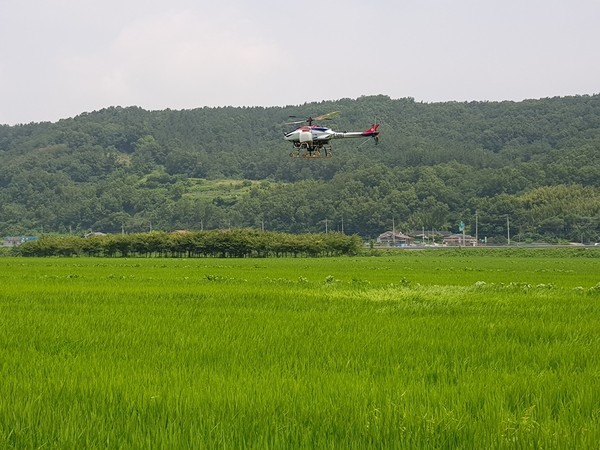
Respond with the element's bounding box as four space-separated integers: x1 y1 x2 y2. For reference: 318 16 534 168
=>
332 123 380 139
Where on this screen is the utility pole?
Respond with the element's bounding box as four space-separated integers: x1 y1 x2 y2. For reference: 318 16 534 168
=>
475 210 479 246
507 215 510 245
392 217 396 246
325 218 328 234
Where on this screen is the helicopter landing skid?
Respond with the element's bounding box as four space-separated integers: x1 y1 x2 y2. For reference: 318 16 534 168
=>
289 146 333 159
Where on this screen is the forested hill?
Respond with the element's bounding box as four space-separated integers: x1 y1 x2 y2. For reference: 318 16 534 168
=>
1 94 600 242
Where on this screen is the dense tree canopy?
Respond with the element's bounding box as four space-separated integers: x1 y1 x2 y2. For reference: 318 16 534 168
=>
16 230 362 258
1 94 599 242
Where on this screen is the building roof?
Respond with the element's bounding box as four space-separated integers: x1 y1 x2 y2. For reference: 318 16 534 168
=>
378 231 414 240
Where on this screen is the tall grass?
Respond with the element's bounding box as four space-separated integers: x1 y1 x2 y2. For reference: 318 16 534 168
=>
1 254 599 448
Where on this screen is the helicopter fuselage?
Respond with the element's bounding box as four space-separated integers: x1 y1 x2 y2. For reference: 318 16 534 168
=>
283 116 379 158
284 124 379 148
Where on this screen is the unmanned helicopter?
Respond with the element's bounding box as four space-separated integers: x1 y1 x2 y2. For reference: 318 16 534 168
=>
284 111 380 158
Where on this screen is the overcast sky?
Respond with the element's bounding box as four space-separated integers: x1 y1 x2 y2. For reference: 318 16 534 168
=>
1 0 599 124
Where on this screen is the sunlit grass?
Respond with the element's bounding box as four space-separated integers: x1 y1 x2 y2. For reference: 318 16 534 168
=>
1 254 599 448
182 178 262 202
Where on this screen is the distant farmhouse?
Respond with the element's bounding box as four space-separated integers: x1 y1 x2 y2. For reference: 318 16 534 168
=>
2 236 38 247
377 231 414 247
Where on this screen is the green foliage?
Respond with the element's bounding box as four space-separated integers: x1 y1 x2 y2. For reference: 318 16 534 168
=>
15 230 362 258
1 96 600 241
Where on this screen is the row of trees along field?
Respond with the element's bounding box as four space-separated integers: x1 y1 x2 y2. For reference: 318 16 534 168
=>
1 94 599 242
15 230 363 258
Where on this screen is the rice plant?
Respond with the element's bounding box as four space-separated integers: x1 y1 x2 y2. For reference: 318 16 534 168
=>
0 252 599 448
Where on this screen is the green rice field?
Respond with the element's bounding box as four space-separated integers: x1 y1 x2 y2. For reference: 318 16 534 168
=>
1 250 599 448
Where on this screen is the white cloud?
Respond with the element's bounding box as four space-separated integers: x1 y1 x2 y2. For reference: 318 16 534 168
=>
59 9 287 111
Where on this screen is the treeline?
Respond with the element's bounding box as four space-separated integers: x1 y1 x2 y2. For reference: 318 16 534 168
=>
1 94 600 242
15 230 363 258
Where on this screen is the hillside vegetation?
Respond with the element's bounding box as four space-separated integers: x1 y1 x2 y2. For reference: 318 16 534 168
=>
1 94 599 241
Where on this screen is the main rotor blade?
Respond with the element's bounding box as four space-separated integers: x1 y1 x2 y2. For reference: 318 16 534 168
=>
313 111 340 121
283 111 340 126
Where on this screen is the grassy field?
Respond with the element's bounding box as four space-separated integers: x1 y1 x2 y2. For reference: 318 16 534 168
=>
1 251 599 448
183 178 264 203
